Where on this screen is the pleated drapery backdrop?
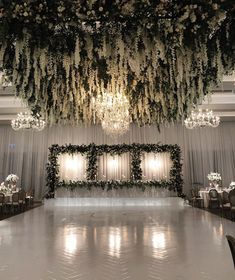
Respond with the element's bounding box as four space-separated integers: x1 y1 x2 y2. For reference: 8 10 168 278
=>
98 153 131 181
58 154 87 181
0 122 235 199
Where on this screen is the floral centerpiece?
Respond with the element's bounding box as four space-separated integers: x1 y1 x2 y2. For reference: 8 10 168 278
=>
207 172 221 189
6 174 19 184
207 172 221 182
229 182 235 189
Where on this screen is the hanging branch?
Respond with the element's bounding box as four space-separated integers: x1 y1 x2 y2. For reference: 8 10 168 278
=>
0 1 234 126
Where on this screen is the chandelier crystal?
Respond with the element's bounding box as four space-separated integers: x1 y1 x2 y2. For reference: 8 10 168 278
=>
96 92 130 138
184 109 220 129
11 111 46 131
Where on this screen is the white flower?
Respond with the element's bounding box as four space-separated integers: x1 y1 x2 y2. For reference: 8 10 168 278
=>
190 13 196 23
35 15 42 22
207 172 221 182
5 174 19 183
230 182 235 187
57 6 65 13
0 182 8 193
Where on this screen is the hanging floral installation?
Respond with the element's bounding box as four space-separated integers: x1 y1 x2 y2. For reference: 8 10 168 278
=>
0 1 235 126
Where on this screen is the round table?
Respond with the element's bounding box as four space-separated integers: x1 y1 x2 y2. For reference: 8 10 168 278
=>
199 189 231 208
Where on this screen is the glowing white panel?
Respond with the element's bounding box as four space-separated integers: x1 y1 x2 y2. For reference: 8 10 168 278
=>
141 152 172 181
98 153 130 181
58 154 87 181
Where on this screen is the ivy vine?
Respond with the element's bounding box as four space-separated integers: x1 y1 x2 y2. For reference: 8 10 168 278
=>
46 143 183 197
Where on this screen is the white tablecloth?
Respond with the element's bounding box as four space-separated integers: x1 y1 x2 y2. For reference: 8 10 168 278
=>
4 191 19 203
199 189 231 208
4 193 13 203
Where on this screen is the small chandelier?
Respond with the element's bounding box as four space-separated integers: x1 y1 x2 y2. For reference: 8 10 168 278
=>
184 109 220 129
101 117 130 138
96 92 131 138
11 111 46 131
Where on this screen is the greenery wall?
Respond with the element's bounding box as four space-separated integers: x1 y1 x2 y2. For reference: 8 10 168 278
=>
46 143 183 197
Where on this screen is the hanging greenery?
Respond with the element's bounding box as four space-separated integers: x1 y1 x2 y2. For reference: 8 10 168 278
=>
46 143 183 197
0 1 235 125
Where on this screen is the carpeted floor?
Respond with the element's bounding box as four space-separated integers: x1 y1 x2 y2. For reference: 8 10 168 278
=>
0 202 42 221
189 203 235 221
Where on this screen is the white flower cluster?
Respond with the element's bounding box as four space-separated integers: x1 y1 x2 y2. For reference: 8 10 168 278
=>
0 31 225 126
0 182 8 193
0 1 232 126
229 182 235 188
5 174 19 183
207 172 221 182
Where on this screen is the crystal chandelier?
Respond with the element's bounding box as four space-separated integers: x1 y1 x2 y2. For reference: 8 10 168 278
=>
96 92 130 138
184 109 220 129
11 111 46 131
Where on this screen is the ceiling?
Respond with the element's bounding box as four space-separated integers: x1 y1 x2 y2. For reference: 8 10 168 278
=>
0 74 235 124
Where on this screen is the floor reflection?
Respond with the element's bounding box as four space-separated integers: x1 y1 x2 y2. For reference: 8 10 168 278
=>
143 227 168 259
152 231 166 250
62 226 87 256
0 199 234 280
108 227 121 258
64 228 78 254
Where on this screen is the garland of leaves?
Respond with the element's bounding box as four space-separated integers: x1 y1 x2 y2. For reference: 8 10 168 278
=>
0 1 235 126
57 180 171 192
46 143 183 197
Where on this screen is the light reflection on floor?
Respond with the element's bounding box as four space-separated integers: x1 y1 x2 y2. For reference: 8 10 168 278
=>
0 198 234 280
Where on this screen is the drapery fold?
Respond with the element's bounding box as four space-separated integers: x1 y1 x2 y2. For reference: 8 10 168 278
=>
0 122 235 199
98 153 130 181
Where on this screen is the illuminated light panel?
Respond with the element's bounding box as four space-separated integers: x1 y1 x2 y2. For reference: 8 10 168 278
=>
149 158 162 170
109 157 118 168
66 156 82 170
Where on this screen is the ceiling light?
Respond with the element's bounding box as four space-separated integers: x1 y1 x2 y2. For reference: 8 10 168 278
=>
11 111 46 131
184 109 220 129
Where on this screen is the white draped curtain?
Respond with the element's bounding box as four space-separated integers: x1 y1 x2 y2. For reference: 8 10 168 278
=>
57 152 173 182
58 154 87 181
0 122 235 199
98 153 130 181
141 152 172 181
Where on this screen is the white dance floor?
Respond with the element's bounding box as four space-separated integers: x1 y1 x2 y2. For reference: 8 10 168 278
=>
0 198 234 280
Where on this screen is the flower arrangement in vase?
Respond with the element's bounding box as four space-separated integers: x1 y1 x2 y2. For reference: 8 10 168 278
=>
229 182 235 189
5 174 19 191
207 172 221 190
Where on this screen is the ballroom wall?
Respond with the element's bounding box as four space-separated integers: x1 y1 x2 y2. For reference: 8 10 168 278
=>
0 122 235 199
